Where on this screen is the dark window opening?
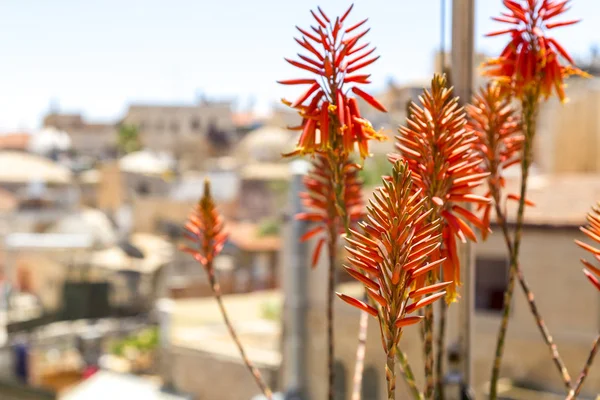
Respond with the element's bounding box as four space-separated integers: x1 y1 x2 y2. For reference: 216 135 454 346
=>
362 366 380 400
190 118 201 131
333 361 347 400
136 182 150 196
475 256 509 313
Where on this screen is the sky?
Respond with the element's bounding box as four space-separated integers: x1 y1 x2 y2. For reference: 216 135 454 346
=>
1 0 599 131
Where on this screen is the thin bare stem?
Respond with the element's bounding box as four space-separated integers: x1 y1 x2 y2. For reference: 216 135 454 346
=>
490 92 572 398
208 271 273 399
566 333 600 400
435 300 447 400
397 347 424 400
351 303 369 400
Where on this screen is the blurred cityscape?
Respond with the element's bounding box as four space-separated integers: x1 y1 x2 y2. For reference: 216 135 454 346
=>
1 47 600 400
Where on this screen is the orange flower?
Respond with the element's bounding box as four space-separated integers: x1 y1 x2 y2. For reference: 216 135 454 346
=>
390 74 490 302
279 5 386 158
468 83 526 238
181 179 228 273
338 160 449 348
298 154 364 267
575 202 600 291
484 0 588 102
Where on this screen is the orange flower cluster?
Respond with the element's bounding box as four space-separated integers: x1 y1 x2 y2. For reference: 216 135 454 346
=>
338 160 449 342
181 179 228 272
390 74 490 302
279 5 386 158
575 202 600 291
484 0 587 102
298 155 364 267
468 83 525 237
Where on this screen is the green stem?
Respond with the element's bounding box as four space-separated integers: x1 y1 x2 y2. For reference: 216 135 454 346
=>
566 333 600 400
435 300 447 400
386 352 397 400
490 184 572 392
397 347 424 400
208 272 273 399
489 93 537 399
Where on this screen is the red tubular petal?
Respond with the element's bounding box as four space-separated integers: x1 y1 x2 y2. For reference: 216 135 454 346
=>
300 225 324 241
277 78 317 85
367 288 387 307
545 19 581 29
348 42 369 56
344 266 380 291
347 47 377 67
345 18 368 34
340 4 354 23
320 102 330 145
395 316 424 328
492 16 520 24
347 56 380 74
351 87 387 112
285 58 323 75
546 37 575 64
312 238 326 267
452 204 490 233
343 74 371 83
584 269 600 291
506 193 536 207
409 281 451 299
485 28 516 37
297 53 323 68
405 292 446 314
310 10 327 28
317 6 330 23
336 293 379 316
292 83 320 107
296 26 321 44
336 90 346 125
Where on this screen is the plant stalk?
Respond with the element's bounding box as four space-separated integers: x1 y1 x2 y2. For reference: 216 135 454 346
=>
435 300 447 400
566 333 600 400
490 93 548 399
386 353 397 400
208 271 273 399
490 184 572 392
397 347 424 400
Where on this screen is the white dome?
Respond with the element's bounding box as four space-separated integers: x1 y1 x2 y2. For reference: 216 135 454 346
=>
236 126 297 163
28 127 72 155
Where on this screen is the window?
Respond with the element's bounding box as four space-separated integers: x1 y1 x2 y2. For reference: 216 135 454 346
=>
333 361 347 400
362 366 380 400
475 256 509 313
190 117 201 131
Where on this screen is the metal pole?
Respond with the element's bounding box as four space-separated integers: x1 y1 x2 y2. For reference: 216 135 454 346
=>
440 0 446 74
283 159 310 399
451 0 475 392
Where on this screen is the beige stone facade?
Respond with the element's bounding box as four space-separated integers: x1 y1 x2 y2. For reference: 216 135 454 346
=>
535 77 600 174
121 100 235 158
43 113 117 157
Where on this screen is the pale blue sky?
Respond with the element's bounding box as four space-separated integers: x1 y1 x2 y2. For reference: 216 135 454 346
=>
0 0 598 131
